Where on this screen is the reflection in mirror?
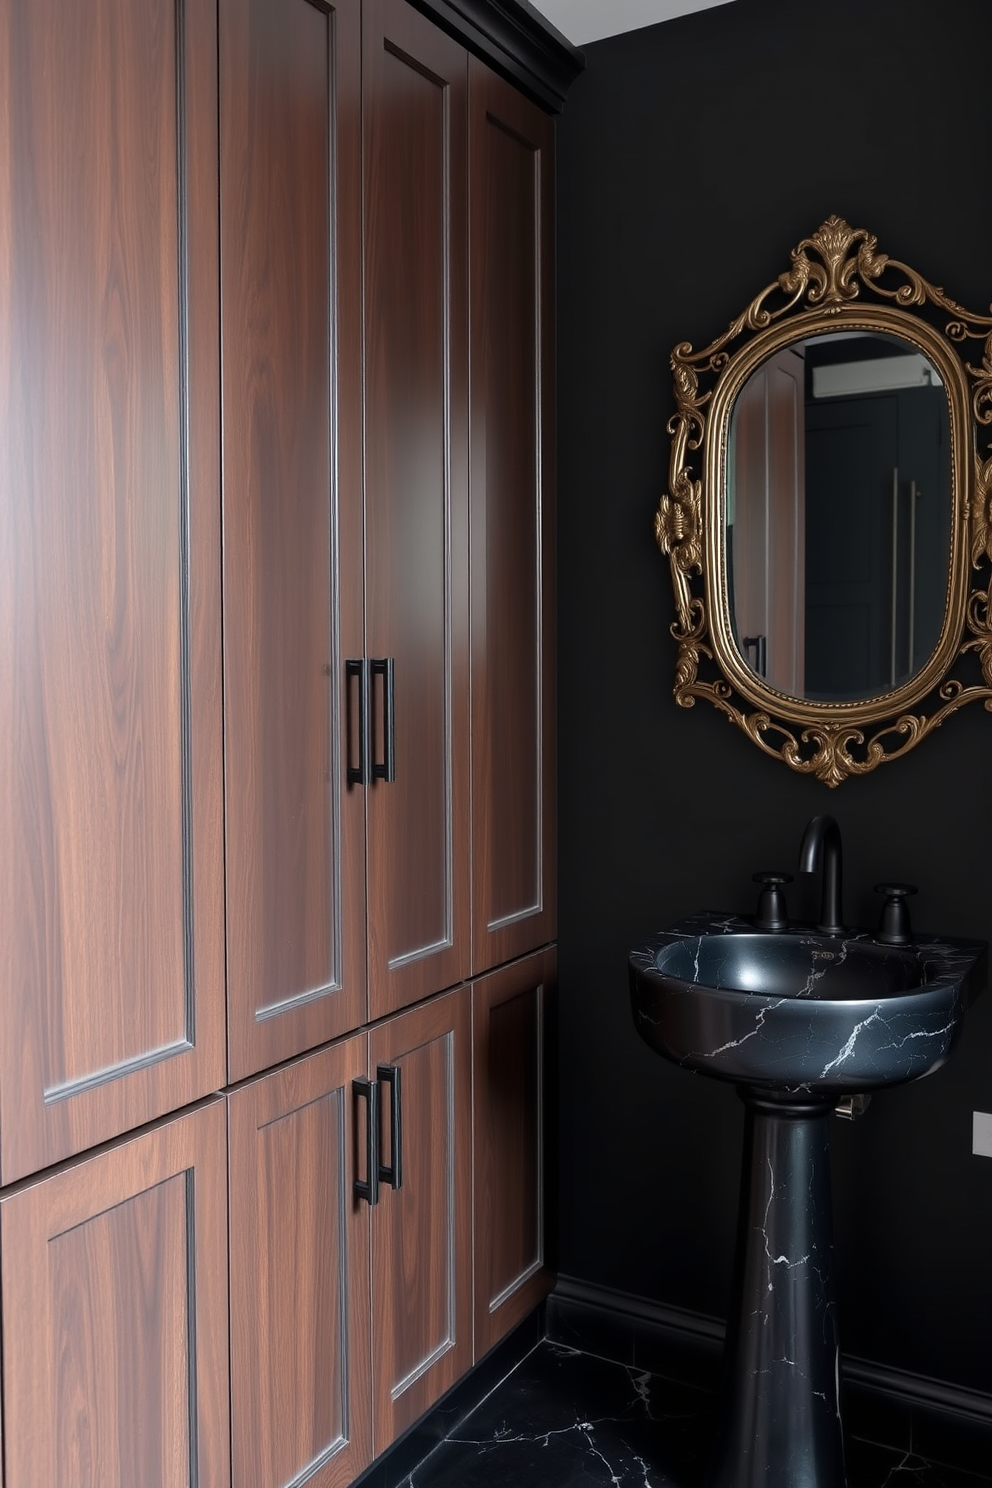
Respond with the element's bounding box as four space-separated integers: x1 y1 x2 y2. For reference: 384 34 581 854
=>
727 331 951 702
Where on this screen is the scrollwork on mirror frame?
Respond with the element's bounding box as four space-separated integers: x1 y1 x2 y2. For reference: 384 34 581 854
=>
655 215 992 786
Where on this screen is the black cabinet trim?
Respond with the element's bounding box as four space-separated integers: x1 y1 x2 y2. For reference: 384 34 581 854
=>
408 0 583 112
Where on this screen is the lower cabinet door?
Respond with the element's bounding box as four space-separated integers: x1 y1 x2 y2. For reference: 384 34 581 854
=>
369 987 473 1453
473 948 556 1357
0 1098 230 1488
228 1034 372 1488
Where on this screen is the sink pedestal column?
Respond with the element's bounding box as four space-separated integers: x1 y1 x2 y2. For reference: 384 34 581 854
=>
712 1091 846 1488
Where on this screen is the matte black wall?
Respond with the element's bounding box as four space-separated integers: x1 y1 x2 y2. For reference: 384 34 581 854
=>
556 0 992 1392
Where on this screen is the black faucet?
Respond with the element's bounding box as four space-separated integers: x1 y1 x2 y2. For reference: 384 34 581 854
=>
798 815 844 936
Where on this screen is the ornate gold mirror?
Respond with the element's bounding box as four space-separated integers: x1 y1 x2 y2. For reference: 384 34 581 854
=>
656 217 992 784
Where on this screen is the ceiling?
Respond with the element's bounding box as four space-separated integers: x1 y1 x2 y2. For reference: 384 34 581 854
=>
528 0 736 46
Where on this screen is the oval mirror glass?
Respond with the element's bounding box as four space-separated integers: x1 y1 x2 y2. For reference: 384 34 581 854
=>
726 330 952 703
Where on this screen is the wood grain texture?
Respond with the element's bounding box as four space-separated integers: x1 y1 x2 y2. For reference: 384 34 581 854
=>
228 1036 372 1488
469 59 556 976
221 0 367 1081
730 346 806 696
472 948 555 1355
0 0 225 1183
0 1098 230 1488
363 0 471 1019
369 987 473 1453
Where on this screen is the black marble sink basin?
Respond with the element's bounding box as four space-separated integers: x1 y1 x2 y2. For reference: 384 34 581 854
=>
630 912 987 1093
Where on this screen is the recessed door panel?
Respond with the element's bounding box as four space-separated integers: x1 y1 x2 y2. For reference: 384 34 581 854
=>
0 1100 230 1488
228 1036 372 1488
469 61 556 974
0 0 225 1181
473 948 555 1354
363 0 470 1017
369 989 472 1453
221 0 366 1079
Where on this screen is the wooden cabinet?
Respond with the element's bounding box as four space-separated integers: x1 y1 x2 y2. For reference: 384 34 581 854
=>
363 0 472 1020
0 1099 230 1488
369 989 473 1449
469 62 557 977
221 0 555 1072
228 1037 372 1488
0 0 562 1478
228 988 472 1485
220 0 368 1082
222 0 476 1065
473 948 556 1356
0 0 227 1185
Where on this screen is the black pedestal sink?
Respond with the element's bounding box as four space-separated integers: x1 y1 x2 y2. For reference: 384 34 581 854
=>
629 913 986 1488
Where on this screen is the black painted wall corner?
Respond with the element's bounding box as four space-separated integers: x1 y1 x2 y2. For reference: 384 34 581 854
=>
556 0 992 1395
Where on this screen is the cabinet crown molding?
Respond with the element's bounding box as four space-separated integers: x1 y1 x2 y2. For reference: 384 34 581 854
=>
410 0 584 111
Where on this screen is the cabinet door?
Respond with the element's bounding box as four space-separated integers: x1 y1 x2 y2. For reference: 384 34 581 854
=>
221 0 367 1081
363 0 471 1020
469 61 557 977
473 948 555 1356
228 1035 372 1488
369 988 473 1453
0 1099 229 1488
0 0 225 1183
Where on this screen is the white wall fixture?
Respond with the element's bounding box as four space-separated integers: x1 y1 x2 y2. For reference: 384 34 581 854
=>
972 1111 992 1157
812 353 943 400
528 0 734 46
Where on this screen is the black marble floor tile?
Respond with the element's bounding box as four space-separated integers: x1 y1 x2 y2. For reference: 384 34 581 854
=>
847 1438 992 1488
396 1342 992 1488
399 1342 715 1488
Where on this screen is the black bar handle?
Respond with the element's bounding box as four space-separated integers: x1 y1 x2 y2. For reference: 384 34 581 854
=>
376 1063 403 1190
741 634 767 678
353 1076 380 1206
371 657 396 782
346 659 370 786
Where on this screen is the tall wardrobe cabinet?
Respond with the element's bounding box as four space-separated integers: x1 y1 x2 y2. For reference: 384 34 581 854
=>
222 0 478 1067
220 0 368 1082
0 0 227 1189
0 0 574 1481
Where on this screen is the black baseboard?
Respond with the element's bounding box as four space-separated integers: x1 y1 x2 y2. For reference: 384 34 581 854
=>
547 1275 992 1479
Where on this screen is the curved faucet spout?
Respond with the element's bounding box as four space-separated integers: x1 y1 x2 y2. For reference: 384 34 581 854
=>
799 815 844 936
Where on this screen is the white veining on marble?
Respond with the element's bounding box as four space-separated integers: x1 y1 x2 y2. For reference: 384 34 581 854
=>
876 1016 957 1052
432 1410 670 1487
633 1454 655 1488
835 1345 843 1426
880 1444 931 1487
577 1418 628 1484
629 1369 653 1411
819 1007 886 1076
694 997 789 1060
761 1157 810 1272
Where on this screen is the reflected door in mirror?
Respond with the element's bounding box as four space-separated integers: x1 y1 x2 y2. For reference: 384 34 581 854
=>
728 345 805 696
728 331 951 704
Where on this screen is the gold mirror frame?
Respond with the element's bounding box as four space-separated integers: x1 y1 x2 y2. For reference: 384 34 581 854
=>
656 216 992 785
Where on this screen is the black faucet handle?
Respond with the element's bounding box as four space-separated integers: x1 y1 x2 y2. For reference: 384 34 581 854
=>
753 871 792 932
874 882 917 946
